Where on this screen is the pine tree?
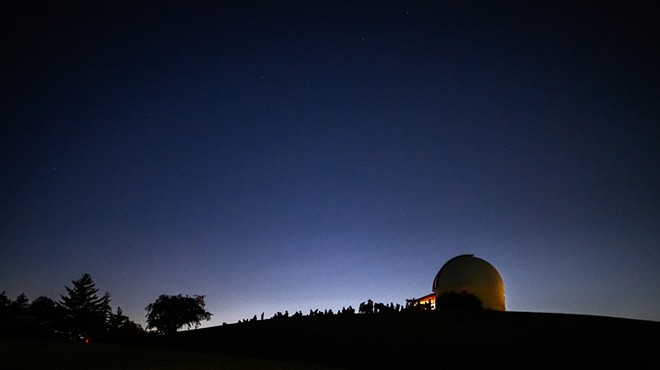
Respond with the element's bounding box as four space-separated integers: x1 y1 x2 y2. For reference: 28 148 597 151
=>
13 293 29 310
59 273 112 339
0 291 11 320
10 293 30 316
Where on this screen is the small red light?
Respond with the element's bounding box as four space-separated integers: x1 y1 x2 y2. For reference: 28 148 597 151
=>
85 338 89 344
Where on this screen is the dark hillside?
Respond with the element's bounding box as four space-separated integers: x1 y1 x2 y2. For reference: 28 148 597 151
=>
162 311 660 369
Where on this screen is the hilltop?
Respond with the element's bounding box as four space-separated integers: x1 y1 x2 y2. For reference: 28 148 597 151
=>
163 310 659 369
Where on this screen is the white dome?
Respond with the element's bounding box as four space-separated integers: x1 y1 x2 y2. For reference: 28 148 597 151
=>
433 254 505 311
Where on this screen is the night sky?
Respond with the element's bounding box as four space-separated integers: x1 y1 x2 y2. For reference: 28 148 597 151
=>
2 1 659 327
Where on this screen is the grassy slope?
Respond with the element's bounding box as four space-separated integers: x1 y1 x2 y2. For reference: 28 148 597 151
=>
0 337 341 370
167 311 660 369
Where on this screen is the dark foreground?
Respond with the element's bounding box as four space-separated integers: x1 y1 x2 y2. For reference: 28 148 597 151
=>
3 311 658 369
0 336 340 370
164 311 660 369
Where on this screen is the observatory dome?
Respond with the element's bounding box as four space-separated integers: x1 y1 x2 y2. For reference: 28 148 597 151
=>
432 254 505 311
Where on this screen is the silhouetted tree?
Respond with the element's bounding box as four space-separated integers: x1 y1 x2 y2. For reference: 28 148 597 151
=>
12 293 29 313
0 292 9 307
145 294 212 335
59 273 112 339
0 291 13 322
107 307 144 341
29 296 62 322
108 307 135 331
0 293 31 319
435 292 482 310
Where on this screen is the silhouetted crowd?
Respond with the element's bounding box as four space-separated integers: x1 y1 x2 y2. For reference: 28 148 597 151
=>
238 298 430 324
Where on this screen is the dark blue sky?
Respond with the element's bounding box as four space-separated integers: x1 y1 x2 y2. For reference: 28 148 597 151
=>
2 1 659 326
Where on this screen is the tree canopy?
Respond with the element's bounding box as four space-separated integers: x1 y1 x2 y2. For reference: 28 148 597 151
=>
30 295 61 321
145 294 212 334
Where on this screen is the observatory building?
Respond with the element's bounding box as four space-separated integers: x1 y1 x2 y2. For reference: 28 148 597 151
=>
415 254 505 311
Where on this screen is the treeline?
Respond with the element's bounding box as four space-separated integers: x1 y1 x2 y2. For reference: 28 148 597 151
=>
1 273 211 343
1 273 143 343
